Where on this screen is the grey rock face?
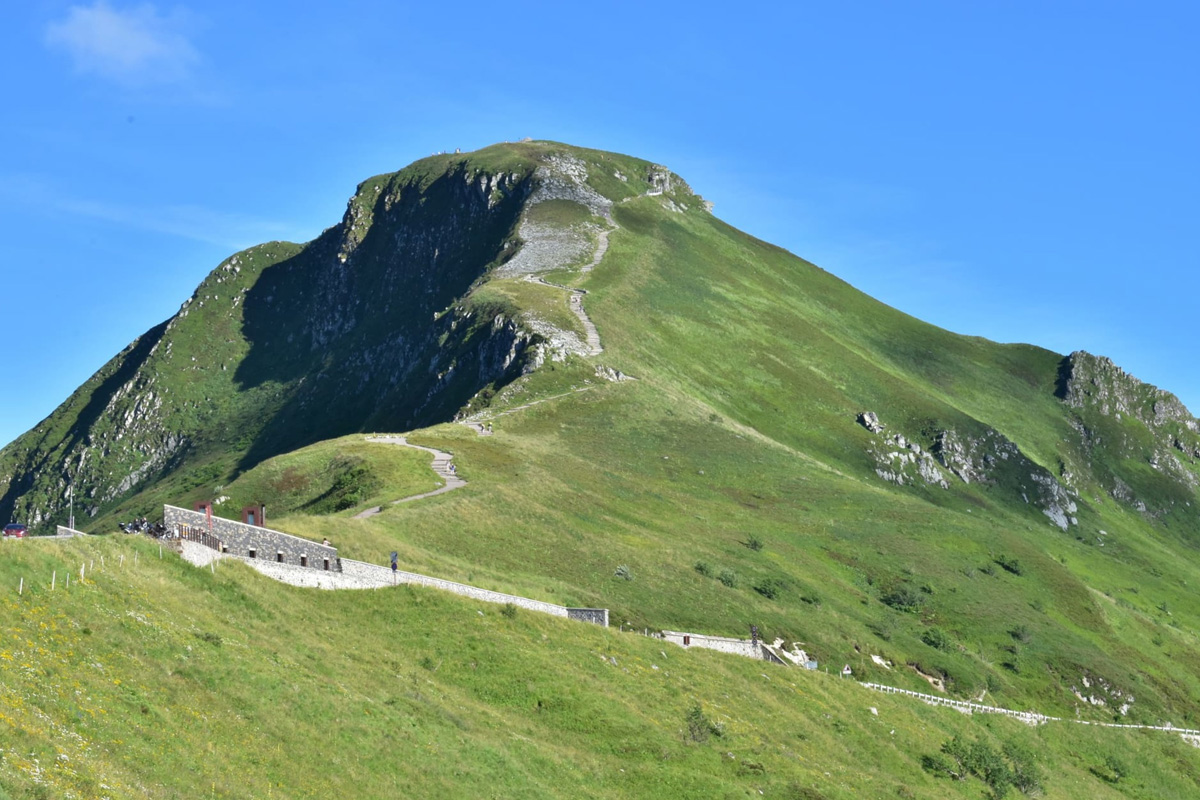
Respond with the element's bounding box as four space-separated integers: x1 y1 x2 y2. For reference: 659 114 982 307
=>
1058 351 1200 515
857 411 885 434
863 414 1078 528
861 414 949 490
497 154 612 278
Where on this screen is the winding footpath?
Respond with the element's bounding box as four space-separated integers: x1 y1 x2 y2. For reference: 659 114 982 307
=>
352 436 465 518
526 275 603 356
520 217 616 358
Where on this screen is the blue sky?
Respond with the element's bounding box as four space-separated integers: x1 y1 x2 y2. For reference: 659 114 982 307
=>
2 1 1197 449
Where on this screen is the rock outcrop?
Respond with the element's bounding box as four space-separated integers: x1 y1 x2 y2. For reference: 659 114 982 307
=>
862 414 1079 530
1058 351 1200 515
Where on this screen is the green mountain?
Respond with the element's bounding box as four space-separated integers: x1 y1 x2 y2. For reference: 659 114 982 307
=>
3 141 1200 798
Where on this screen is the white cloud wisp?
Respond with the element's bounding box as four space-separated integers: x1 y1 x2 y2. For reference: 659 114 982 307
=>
45 1 199 85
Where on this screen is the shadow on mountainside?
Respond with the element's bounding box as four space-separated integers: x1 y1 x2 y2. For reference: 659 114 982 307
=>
231 167 533 473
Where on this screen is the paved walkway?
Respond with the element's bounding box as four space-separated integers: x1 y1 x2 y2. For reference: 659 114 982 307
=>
353 436 466 518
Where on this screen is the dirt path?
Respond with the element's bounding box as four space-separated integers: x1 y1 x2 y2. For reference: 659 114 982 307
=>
460 387 595 434
582 224 612 273
353 436 466 518
528 276 603 355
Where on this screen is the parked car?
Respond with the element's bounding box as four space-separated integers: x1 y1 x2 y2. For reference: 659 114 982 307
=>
3 523 27 538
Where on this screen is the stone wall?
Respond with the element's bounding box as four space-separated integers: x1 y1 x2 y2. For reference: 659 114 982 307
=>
344 559 570 616
176 546 609 626
661 630 763 659
180 540 223 568
566 608 609 626
165 505 338 570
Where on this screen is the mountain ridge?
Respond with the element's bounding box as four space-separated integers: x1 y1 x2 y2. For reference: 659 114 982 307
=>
3 140 1197 538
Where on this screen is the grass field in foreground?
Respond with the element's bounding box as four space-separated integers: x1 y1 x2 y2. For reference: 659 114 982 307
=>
2 535 1199 799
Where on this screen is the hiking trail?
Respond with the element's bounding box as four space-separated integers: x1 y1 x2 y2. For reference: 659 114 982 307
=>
353 436 465 518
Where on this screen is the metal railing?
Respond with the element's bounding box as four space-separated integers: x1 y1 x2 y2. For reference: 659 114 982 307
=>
175 524 223 553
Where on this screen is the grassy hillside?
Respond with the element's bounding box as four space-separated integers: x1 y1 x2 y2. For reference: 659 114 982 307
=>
2 536 1199 799
91 434 439 528
267 178 1200 732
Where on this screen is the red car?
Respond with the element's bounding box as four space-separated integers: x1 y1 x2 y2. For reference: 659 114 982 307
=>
3 524 27 538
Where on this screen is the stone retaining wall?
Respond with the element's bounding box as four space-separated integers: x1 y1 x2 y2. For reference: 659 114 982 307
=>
661 630 763 659
165 505 338 570
344 559 570 615
178 546 608 625
567 608 609 626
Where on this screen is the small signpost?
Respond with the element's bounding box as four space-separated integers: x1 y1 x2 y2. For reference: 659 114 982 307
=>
390 551 398 586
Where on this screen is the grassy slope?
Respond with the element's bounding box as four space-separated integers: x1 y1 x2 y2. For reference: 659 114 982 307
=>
176 435 438 522
276 189 1200 732
2 536 1199 800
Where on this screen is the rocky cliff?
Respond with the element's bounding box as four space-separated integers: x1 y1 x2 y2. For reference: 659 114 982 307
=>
1058 351 1200 518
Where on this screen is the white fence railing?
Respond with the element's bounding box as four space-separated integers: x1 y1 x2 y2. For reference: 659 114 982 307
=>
860 682 1200 735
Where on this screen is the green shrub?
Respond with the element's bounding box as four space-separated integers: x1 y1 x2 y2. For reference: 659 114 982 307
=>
754 578 783 600
718 569 738 588
869 615 898 641
684 704 724 743
921 626 951 651
921 752 961 780
745 535 764 551
614 565 633 581
880 584 923 613
501 602 518 619
967 739 1013 797
995 555 1024 576
928 735 1043 797
1003 741 1045 795
1091 753 1129 784
694 561 712 577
